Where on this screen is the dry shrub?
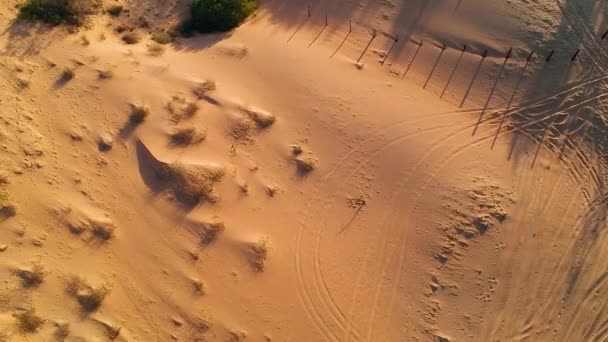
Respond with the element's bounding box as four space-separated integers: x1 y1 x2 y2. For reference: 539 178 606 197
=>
148 43 165 56
15 309 45 333
168 96 199 122
0 191 17 219
106 4 123 16
129 104 150 124
19 0 102 26
295 156 316 174
154 162 225 206
14 263 45 287
169 126 207 146
192 80 216 99
54 322 71 340
66 276 109 312
60 67 75 82
122 32 140 44
151 31 174 45
197 217 225 244
98 69 113 79
241 107 276 128
250 237 269 271
229 117 255 142
90 219 116 240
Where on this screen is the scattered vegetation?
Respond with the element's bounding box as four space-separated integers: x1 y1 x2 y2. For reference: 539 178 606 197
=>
90 219 116 240
0 191 17 219
14 263 45 288
185 0 257 33
229 117 255 142
191 277 205 294
98 69 113 79
66 276 109 312
15 309 45 333
192 80 216 99
198 218 225 244
106 4 123 16
54 322 71 341
295 156 316 174
59 67 75 82
241 107 276 128
169 126 207 146
291 144 303 156
151 31 175 45
168 96 199 122
129 104 150 124
122 31 141 45
249 237 269 271
147 42 165 56
19 0 101 26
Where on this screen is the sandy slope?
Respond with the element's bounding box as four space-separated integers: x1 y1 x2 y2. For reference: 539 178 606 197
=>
0 0 607 341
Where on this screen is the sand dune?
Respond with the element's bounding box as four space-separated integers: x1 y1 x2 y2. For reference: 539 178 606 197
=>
0 0 607 341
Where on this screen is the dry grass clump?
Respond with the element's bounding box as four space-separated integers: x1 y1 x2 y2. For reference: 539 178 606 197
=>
129 104 150 124
249 237 269 271
169 126 207 146
122 31 141 44
151 31 174 45
0 191 17 220
197 217 225 244
192 80 216 99
54 321 71 340
14 263 45 287
168 96 199 122
229 117 255 142
241 107 276 128
19 0 101 26
66 276 109 312
295 156 316 174
60 67 75 82
148 43 165 56
157 163 225 206
98 69 113 79
106 4 123 16
15 309 45 333
90 219 116 240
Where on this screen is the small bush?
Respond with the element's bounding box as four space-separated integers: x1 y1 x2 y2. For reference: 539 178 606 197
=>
122 32 141 45
187 0 257 33
19 0 101 26
106 5 123 16
66 276 109 312
151 31 174 45
14 263 45 287
15 309 45 333
129 104 150 124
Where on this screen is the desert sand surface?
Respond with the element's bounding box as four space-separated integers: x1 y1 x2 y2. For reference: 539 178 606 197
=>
0 0 607 341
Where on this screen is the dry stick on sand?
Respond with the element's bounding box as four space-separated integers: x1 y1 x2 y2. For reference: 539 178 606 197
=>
441 44 467 98
380 34 399 65
402 40 423 79
330 20 353 59
460 49 488 108
287 3 312 43
307 13 328 48
491 50 534 149
472 47 512 136
339 197 367 235
423 43 446 88
356 29 378 64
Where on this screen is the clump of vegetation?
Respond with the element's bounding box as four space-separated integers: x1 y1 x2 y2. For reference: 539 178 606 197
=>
151 31 175 45
59 67 75 82
147 43 165 56
241 107 276 128
185 0 257 34
66 276 109 312
54 321 71 341
14 263 45 288
129 104 150 124
122 31 141 45
249 237 269 271
106 4 123 16
19 0 101 26
197 218 225 244
169 126 207 145
192 80 216 99
0 191 17 220
168 96 199 122
15 309 45 333
295 156 316 174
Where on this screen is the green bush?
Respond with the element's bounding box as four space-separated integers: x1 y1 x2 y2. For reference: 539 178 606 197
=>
187 0 256 33
19 0 100 26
